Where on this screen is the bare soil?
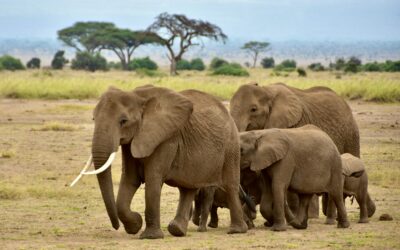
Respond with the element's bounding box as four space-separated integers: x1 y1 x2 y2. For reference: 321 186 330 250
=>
0 99 399 249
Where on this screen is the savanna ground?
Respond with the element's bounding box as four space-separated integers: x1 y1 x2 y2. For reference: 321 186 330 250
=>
0 69 399 249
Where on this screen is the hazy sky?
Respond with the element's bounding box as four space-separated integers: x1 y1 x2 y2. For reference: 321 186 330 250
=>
1 0 400 41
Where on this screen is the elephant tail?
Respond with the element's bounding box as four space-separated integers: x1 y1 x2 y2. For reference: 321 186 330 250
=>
367 193 376 218
285 201 307 229
239 185 256 213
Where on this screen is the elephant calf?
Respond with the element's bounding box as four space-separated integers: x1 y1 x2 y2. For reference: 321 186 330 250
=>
324 153 376 224
239 125 351 231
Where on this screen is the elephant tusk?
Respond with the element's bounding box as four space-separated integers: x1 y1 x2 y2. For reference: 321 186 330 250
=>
82 152 116 175
70 155 93 187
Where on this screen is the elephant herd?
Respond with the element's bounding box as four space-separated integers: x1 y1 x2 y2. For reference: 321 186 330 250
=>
71 83 375 239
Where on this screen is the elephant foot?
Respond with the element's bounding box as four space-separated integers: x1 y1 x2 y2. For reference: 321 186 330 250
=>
264 221 272 227
139 227 164 239
122 212 143 234
227 221 248 234
197 225 207 232
192 217 199 226
246 219 255 230
325 218 336 225
208 221 218 228
358 218 369 223
271 222 287 232
168 220 187 237
337 220 350 228
289 219 307 230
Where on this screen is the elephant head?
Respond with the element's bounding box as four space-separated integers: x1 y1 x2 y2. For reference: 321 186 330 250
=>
230 83 303 131
72 86 193 230
239 129 289 172
341 153 365 178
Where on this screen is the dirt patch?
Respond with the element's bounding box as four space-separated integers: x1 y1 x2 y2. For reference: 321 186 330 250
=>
0 99 399 249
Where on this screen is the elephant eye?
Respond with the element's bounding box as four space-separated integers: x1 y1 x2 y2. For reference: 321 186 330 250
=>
119 118 128 127
250 107 257 113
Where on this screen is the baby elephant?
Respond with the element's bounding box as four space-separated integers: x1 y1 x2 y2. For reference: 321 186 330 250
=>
240 125 350 231
324 153 376 223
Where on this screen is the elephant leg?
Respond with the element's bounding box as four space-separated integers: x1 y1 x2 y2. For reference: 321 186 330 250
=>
322 193 328 216
307 195 319 218
116 167 143 235
139 177 164 239
271 180 286 231
225 184 248 234
356 192 369 223
208 205 219 228
330 190 349 228
367 193 376 218
198 187 215 232
259 175 274 227
192 192 201 226
325 194 337 225
168 187 197 237
286 191 299 215
295 194 313 229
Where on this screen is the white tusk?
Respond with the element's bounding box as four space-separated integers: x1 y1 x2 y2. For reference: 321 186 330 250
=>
70 155 93 187
82 152 116 175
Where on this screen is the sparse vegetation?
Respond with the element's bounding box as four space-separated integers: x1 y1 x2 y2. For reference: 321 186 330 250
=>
0 55 25 71
308 62 325 71
33 121 80 131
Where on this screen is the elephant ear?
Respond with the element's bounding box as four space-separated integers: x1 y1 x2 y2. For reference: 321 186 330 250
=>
341 153 365 177
250 129 289 171
131 87 193 158
266 85 303 128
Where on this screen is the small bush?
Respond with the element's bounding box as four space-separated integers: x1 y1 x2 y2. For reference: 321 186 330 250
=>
210 57 228 70
297 68 307 77
308 62 325 71
176 59 192 70
71 52 107 72
26 57 41 69
108 61 122 70
212 63 249 76
344 56 362 73
383 60 400 72
330 58 346 71
261 57 275 68
190 58 205 71
0 55 25 71
51 50 68 70
275 59 296 71
127 57 158 71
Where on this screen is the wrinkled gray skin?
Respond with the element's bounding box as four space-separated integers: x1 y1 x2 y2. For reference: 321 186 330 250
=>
323 154 376 224
230 83 360 220
90 86 247 239
240 125 350 231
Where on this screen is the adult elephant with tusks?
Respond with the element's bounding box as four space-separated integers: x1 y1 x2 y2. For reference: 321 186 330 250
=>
71 85 247 239
230 83 360 219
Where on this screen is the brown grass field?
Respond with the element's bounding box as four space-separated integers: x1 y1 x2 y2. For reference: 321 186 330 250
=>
0 70 399 249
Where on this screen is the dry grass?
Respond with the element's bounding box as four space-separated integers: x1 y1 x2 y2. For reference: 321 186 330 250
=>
0 68 399 102
33 121 81 131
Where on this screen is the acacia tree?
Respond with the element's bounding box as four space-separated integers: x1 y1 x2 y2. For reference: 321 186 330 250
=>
147 12 227 75
241 41 270 68
58 22 116 53
88 28 161 70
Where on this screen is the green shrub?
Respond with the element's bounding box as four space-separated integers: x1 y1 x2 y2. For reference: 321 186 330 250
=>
344 56 362 73
26 57 41 69
308 62 325 71
127 57 158 70
275 59 296 71
51 50 68 70
0 55 25 71
383 60 400 72
190 58 205 71
330 58 346 71
135 68 166 77
176 59 192 70
212 63 249 76
362 62 381 72
297 67 307 77
261 57 275 68
71 52 108 72
108 61 122 70
210 57 228 70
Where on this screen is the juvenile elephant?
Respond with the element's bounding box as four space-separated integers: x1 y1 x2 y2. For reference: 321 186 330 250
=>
323 153 376 224
71 86 247 239
230 83 360 218
239 125 350 231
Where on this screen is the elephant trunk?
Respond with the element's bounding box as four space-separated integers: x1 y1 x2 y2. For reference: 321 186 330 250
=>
92 133 120 230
